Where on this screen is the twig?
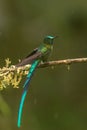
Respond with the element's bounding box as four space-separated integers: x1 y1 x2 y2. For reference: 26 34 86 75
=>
38 57 87 68
0 57 87 90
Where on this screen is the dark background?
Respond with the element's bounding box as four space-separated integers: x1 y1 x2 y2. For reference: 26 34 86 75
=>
0 0 87 130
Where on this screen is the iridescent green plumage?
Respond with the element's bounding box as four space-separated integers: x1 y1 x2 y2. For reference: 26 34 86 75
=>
17 35 57 127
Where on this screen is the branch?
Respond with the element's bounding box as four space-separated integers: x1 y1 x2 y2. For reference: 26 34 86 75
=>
0 57 87 90
39 57 87 68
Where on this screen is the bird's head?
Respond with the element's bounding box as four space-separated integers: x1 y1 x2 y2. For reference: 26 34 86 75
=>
43 35 57 45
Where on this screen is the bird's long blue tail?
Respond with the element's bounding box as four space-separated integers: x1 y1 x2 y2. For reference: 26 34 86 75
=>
17 60 40 127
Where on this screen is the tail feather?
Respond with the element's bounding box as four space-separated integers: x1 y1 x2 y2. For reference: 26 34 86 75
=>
17 60 40 127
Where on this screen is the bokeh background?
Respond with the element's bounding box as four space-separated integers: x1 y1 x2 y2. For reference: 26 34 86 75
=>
0 0 87 130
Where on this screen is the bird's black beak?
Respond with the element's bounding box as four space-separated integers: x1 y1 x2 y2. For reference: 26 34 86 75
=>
53 36 58 39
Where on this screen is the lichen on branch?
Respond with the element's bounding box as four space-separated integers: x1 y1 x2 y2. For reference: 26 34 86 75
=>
0 58 31 90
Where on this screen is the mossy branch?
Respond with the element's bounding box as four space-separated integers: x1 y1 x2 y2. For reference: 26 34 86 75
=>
0 57 87 90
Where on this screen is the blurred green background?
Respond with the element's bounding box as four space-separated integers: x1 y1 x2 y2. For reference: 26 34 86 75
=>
0 0 87 130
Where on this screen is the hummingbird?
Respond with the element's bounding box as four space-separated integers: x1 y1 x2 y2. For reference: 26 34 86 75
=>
16 35 57 127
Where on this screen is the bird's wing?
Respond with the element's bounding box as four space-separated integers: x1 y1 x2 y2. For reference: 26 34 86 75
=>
25 48 38 58
15 48 42 67
17 59 40 127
